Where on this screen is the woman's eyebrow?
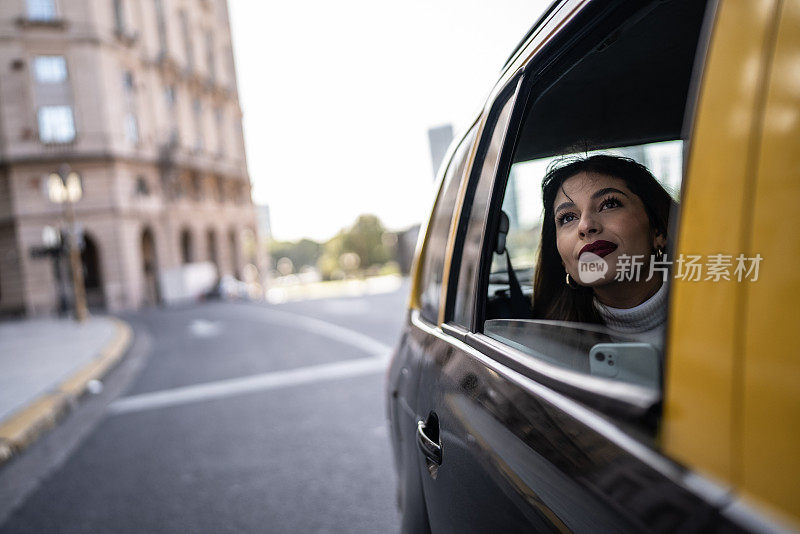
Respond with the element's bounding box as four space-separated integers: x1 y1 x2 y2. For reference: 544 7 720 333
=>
592 187 629 199
554 188 629 215
554 201 574 214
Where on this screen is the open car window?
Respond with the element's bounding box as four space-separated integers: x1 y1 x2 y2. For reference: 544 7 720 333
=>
472 0 711 409
487 141 683 325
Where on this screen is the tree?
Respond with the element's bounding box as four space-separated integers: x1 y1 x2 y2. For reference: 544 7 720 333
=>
270 214 396 280
340 214 391 268
269 238 322 273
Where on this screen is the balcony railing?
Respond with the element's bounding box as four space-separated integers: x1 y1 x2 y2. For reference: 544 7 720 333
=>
15 15 68 29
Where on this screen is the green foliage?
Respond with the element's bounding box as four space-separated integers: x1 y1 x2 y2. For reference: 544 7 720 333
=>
269 238 322 272
341 214 392 268
270 214 399 280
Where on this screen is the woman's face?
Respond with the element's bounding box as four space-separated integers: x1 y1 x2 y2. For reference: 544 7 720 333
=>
553 171 665 287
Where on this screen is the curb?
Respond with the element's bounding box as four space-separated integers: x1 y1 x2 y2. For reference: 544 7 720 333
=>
0 317 133 467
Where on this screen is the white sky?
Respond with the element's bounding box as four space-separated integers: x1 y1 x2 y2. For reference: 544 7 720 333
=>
228 0 550 242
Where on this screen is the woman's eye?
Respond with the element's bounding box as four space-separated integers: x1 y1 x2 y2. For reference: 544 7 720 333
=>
557 213 576 225
600 197 622 210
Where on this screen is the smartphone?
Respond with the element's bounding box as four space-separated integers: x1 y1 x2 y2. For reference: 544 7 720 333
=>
589 342 660 389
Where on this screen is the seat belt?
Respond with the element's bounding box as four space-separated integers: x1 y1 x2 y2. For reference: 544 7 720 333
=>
496 210 530 317
505 247 530 317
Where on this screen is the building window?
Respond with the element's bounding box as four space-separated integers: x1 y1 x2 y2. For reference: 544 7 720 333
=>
229 229 239 277
180 229 193 264
205 31 216 82
135 176 150 196
215 108 224 156
191 173 203 200
124 112 139 144
216 176 225 202
113 0 125 33
123 71 135 92
38 105 75 143
121 70 138 144
164 85 175 108
154 0 167 54
180 10 194 71
27 0 56 21
193 99 203 151
33 56 67 83
207 229 218 266
226 46 236 88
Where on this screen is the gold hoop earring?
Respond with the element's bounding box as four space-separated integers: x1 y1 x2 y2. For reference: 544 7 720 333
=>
565 272 579 289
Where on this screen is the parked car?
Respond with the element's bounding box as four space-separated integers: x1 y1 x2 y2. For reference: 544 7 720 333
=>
386 0 799 532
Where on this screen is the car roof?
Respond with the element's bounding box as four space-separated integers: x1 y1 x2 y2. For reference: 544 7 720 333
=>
501 0 562 72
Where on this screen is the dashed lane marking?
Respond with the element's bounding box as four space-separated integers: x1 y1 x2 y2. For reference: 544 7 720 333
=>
188 319 222 338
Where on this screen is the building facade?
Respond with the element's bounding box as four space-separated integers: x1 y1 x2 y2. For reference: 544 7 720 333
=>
0 0 260 315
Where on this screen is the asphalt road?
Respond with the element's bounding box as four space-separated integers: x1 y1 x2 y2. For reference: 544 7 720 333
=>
0 281 408 533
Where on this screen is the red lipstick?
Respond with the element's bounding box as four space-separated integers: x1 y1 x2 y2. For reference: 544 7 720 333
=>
579 240 618 258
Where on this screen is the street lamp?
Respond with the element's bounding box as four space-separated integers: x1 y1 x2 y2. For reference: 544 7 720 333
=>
46 164 88 322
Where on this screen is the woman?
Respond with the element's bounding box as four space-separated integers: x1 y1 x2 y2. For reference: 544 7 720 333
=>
531 154 677 345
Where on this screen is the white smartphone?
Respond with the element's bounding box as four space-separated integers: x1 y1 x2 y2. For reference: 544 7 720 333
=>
588 343 660 389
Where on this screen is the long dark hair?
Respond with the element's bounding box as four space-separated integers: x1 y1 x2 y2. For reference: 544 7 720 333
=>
531 154 676 324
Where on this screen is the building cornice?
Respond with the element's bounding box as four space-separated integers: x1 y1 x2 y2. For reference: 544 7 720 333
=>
0 150 249 182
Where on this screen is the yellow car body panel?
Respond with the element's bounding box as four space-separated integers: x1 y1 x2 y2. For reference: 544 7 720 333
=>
740 0 800 522
662 0 780 484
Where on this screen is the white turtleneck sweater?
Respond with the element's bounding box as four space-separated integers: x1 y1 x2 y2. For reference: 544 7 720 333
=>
593 282 668 349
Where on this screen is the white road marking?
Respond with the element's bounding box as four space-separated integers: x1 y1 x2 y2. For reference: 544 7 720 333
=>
188 319 221 338
247 308 392 357
319 299 371 315
108 355 389 416
108 309 395 415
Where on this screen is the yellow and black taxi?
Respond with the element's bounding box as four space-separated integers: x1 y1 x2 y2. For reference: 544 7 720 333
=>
386 0 799 531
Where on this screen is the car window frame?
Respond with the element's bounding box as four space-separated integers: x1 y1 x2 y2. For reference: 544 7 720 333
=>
448 0 718 423
442 75 524 333
411 119 480 326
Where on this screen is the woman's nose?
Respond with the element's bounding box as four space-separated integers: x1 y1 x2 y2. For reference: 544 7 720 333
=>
578 212 600 237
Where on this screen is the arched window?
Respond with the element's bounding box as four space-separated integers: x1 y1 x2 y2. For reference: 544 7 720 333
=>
180 228 193 264
207 228 218 270
229 228 238 278
141 227 160 305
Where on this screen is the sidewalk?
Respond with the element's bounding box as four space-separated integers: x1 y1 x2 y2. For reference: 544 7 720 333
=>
0 316 132 466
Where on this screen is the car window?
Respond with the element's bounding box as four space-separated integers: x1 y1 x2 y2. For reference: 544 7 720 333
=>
416 125 477 324
493 142 683 279
476 0 710 395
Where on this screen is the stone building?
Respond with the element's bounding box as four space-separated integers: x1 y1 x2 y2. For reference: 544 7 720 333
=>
0 0 260 315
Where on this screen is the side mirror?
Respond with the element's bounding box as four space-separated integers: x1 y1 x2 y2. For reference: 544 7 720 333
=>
495 211 510 254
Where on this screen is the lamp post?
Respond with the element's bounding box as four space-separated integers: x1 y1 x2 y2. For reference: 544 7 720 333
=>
29 226 69 316
46 164 88 322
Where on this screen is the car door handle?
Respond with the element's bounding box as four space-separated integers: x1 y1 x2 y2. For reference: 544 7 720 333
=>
417 416 442 466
